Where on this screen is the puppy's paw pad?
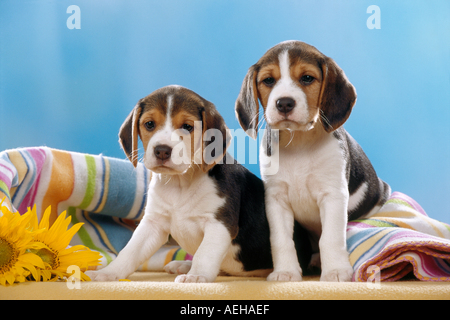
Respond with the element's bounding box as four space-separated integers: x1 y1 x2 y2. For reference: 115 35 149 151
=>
267 271 302 282
84 271 120 282
174 274 208 283
164 261 192 275
320 267 353 282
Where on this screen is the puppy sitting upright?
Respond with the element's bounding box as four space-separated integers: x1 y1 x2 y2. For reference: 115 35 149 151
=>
86 85 311 283
235 41 391 282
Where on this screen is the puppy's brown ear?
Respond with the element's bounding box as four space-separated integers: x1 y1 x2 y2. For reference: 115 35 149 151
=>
201 102 231 172
235 65 259 139
119 102 142 167
319 57 357 132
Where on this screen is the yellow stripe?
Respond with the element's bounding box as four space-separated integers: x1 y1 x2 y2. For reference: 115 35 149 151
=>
375 210 444 238
164 248 179 266
7 150 28 199
82 211 117 254
349 229 392 266
93 157 110 213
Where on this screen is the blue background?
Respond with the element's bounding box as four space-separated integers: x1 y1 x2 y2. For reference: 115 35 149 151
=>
1 0 449 223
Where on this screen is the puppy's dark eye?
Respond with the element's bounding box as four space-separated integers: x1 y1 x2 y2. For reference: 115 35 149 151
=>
262 77 275 86
300 75 315 85
181 123 194 132
144 121 155 131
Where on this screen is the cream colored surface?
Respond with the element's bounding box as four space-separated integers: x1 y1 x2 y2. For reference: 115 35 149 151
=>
1 272 449 300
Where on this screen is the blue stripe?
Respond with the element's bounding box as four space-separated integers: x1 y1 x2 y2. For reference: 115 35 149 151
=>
98 157 137 218
347 228 384 253
91 156 106 213
83 210 133 253
352 229 400 268
130 163 148 220
11 150 34 205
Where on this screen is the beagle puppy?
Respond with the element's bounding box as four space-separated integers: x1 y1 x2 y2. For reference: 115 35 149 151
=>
235 41 391 282
86 85 311 283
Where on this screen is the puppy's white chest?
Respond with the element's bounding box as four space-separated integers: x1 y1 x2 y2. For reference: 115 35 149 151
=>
264 135 347 235
146 175 225 255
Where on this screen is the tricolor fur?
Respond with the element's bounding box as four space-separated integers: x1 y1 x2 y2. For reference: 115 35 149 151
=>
86 85 311 283
236 41 390 282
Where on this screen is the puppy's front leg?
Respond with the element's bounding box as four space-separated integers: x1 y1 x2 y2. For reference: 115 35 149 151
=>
175 220 231 283
318 192 354 282
266 185 303 281
85 218 169 281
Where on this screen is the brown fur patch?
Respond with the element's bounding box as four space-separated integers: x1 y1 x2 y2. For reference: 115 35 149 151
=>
138 108 166 152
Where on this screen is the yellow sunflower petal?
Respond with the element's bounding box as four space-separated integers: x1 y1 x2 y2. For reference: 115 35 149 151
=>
18 253 45 269
42 211 72 246
54 222 84 250
37 206 51 230
5 272 15 285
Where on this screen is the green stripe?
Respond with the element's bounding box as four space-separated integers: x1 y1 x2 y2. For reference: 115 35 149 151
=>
173 248 188 261
352 218 398 228
79 155 96 209
0 180 11 200
385 198 414 210
443 222 450 234
68 207 113 264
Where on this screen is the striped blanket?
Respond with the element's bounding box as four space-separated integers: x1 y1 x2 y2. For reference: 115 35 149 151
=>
349 192 450 282
1 147 449 281
0 147 192 271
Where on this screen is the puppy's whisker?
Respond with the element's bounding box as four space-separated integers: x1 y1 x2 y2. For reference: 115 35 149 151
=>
127 147 145 165
258 116 267 132
163 175 173 185
248 112 259 129
320 110 333 131
284 129 295 148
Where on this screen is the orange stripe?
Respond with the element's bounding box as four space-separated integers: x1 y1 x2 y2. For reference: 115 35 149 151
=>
41 150 75 225
164 248 179 266
378 211 444 238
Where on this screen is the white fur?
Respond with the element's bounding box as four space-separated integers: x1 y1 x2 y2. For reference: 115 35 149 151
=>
86 94 266 283
261 51 356 282
348 182 368 212
265 50 311 130
143 94 199 174
262 132 354 282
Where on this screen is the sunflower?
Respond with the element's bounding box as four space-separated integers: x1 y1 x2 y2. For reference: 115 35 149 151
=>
28 205 102 282
0 200 47 286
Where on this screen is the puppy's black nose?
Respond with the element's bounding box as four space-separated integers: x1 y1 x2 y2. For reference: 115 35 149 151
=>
154 145 172 161
276 97 296 114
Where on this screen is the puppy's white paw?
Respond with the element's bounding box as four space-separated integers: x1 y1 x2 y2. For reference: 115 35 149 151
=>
164 261 192 275
85 270 121 282
267 271 302 282
174 274 209 283
320 267 353 282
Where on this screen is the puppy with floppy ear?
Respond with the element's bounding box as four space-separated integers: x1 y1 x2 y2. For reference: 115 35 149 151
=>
235 66 259 139
119 93 230 173
236 41 390 282
318 56 357 133
199 103 232 172
235 44 357 136
119 100 143 168
86 85 312 283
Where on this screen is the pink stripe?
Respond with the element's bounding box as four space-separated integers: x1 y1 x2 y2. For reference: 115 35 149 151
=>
390 191 427 216
416 252 449 278
347 221 376 230
0 163 14 187
17 149 47 214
